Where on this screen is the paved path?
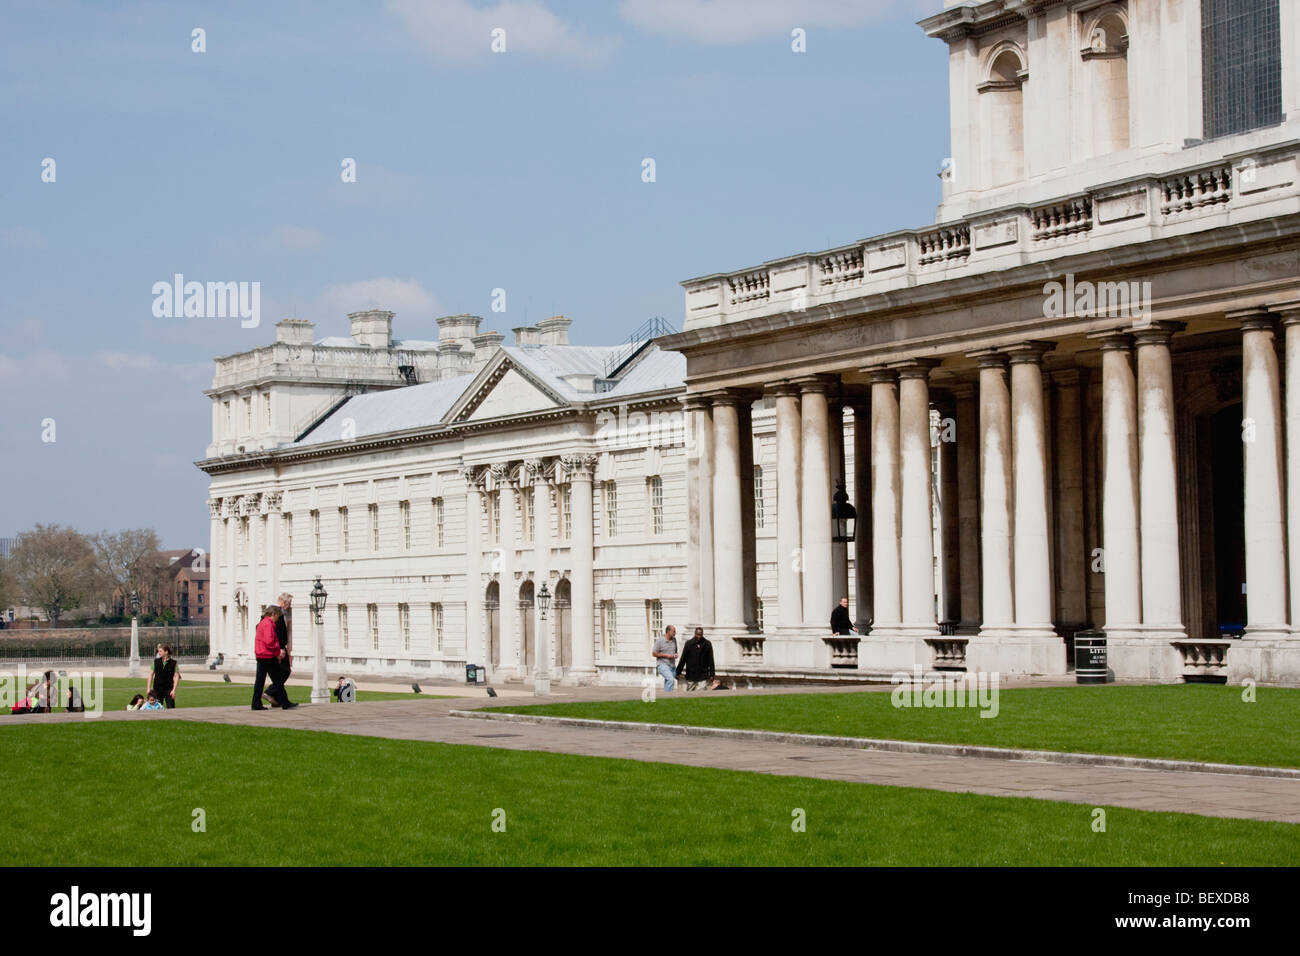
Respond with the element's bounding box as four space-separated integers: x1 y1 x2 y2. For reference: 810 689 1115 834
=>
12 693 1299 824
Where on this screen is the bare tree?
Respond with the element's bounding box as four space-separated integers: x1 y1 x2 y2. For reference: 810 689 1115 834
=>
9 525 97 626
90 528 162 613
0 555 12 616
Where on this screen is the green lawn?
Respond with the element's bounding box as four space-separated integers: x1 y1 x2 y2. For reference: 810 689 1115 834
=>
7 676 452 712
0 721 1294 866
491 684 1300 768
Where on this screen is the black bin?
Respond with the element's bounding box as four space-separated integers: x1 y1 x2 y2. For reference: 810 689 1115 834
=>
465 664 482 685
1074 630 1108 684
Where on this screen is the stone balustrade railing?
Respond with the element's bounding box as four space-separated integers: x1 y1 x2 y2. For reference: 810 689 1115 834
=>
681 143 1299 330
1173 639 1231 682
211 343 441 391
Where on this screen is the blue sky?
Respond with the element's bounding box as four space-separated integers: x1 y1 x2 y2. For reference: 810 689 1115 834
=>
0 0 949 547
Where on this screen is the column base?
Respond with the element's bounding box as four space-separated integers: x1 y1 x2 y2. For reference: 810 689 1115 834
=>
967 626 1067 676
1227 639 1300 684
1244 623 1292 642
1103 624 1185 681
859 631 932 671
559 667 598 686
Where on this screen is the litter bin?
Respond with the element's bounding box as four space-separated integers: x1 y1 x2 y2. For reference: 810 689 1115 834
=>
1074 630 1108 684
466 664 487 685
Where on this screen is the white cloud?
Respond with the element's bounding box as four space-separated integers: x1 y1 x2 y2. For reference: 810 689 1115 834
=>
386 0 620 64
618 0 926 45
1 225 49 250
316 277 442 323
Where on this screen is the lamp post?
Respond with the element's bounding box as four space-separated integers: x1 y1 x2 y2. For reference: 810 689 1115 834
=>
534 581 551 697
310 577 329 704
832 481 857 543
128 590 141 678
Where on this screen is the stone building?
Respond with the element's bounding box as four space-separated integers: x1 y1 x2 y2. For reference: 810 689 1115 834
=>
662 0 1300 684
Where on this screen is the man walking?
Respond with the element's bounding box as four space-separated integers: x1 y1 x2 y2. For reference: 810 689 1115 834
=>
677 627 720 691
274 592 294 706
651 624 678 692
830 596 858 635
252 606 294 710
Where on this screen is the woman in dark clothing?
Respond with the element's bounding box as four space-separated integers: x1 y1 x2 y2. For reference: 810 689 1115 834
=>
148 643 180 708
252 606 294 710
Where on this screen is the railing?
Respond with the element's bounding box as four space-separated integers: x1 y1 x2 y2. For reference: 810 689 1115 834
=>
1173 639 1231 681
603 316 677 378
925 637 968 670
1031 197 1093 242
917 224 971 267
734 636 765 662
818 248 864 287
728 269 770 306
823 636 859 668
1159 164 1232 216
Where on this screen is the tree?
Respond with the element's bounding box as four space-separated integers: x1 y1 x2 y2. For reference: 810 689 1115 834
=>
90 528 162 614
9 524 97 626
0 555 12 616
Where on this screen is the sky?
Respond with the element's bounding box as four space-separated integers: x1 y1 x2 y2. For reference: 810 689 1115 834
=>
0 0 950 548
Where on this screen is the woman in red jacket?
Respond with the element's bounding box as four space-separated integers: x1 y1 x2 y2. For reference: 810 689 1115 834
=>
252 606 295 710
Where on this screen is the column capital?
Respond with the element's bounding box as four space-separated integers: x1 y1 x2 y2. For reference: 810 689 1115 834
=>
864 366 898 385
458 464 485 490
967 348 1009 369
1005 341 1054 365
262 491 283 513
1132 320 1185 347
1229 306 1277 334
560 453 598 481
890 359 940 380
1266 300 1300 325
766 381 805 399
790 374 838 395
208 499 224 519
681 392 713 411
1088 328 1134 351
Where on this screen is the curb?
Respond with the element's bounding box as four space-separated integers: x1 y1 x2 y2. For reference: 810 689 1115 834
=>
447 709 1300 780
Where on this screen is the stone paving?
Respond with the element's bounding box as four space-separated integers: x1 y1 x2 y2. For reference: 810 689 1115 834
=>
9 681 1299 824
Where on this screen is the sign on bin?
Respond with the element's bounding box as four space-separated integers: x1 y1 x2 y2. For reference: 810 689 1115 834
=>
465 664 487 685
1074 630 1108 684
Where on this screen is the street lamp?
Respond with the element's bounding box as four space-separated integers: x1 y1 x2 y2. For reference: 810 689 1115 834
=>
128 590 142 678
310 577 329 704
534 581 551 697
831 482 857 543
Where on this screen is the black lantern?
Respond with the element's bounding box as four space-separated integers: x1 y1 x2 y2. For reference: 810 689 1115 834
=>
537 581 551 621
129 590 141 617
310 576 328 625
832 481 857 543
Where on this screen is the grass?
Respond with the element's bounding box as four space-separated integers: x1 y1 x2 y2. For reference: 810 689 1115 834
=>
0 720 1295 866
491 684 1300 768
3 675 452 712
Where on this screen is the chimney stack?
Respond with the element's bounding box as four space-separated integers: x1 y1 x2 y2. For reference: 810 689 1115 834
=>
537 315 571 346
348 309 394 349
275 318 315 346
512 326 540 347
471 330 504 372
436 314 482 349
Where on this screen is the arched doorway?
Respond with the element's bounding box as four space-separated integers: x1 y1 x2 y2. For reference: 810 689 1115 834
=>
485 581 500 667
554 577 572 671
519 580 535 673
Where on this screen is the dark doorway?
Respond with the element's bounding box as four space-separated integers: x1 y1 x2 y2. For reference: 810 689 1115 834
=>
1209 404 1246 633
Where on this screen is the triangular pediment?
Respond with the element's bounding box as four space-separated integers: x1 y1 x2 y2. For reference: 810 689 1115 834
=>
444 351 570 424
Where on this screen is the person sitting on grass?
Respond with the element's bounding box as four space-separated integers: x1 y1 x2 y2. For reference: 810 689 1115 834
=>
126 694 145 711
333 676 356 703
141 692 165 711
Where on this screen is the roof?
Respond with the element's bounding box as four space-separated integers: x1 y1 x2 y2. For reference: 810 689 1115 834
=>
291 343 685 448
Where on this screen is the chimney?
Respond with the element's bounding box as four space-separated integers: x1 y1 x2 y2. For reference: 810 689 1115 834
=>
276 318 315 346
348 309 394 349
512 326 540 347
436 314 482 349
471 331 504 372
437 340 472 380
537 315 571 346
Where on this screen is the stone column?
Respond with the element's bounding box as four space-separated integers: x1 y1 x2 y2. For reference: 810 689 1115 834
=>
1008 344 1056 635
711 393 746 629
772 385 804 627
896 362 939 637
974 353 1014 637
462 468 485 668
1096 333 1142 636
869 370 902 634
934 393 961 624
1238 311 1289 639
495 466 519 675
246 494 260 637
1051 370 1088 627
224 500 237 656
799 377 834 627
851 401 872 631
694 400 715 627
531 460 553 672
683 397 703 627
1279 305 1300 631
207 499 223 655
1135 323 1186 643
566 455 598 682
952 384 982 628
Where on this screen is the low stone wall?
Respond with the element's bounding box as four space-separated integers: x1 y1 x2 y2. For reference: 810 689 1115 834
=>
0 626 208 660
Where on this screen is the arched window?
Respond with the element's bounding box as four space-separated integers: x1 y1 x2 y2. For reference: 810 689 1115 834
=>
1082 7 1130 156
978 45 1026 187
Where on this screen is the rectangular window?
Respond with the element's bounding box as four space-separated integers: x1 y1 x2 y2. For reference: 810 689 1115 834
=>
339 605 349 649
521 492 533 543
369 503 380 552
757 598 765 634
243 396 252 431
646 599 663 648
400 500 411 549
490 492 501 545
431 603 444 651
399 603 411 651
604 481 618 536
1201 0 1282 139
263 393 272 428
339 506 349 552
649 475 664 535
312 510 321 555
754 466 765 529
561 485 572 539
284 513 293 556
368 604 379 650
602 600 618 657
432 498 445 547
